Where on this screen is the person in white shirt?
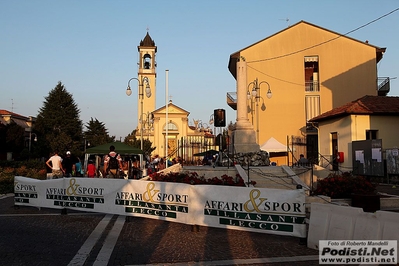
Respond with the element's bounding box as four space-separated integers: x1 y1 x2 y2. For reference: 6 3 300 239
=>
46 149 64 179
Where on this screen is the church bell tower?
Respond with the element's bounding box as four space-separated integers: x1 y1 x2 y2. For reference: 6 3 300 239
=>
137 31 157 124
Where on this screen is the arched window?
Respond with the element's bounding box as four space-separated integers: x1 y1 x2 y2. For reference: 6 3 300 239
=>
143 54 151 69
163 122 178 131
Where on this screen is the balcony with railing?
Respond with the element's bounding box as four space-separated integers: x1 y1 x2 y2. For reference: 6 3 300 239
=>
378 77 390 96
226 92 237 110
305 81 320 92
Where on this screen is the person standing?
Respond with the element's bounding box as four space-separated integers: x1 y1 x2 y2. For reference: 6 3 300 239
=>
298 154 309 165
158 157 166 170
46 149 64 179
75 157 83 177
131 156 140 179
86 160 96 178
103 145 123 178
63 151 76 177
151 154 160 172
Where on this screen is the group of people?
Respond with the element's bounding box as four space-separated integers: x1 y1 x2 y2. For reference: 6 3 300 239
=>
45 145 185 180
146 154 182 174
45 150 83 179
45 145 140 179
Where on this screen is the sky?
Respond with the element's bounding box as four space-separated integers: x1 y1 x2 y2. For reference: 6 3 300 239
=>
1 1 398 139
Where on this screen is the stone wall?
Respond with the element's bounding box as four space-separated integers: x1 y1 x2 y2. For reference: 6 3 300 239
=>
234 151 270 166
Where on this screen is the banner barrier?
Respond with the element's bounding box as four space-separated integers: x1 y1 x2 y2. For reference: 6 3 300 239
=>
14 176 306 237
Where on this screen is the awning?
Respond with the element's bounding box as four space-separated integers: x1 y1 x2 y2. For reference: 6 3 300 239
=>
85 142 144 155
260 137 287 153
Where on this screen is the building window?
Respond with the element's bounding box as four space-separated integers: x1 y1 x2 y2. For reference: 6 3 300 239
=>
366 130 378 140
305 95 320 131
163 122 178 131
143 54 151 69
304 56 319 92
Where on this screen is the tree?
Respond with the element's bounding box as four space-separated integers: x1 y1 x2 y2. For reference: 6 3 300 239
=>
34 82 83 157
124 129 155 155
84 118 114 148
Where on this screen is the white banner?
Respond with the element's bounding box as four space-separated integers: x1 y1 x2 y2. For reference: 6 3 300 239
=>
14 176 306 237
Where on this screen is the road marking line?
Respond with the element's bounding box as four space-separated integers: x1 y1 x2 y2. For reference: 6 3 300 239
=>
67 214 113 266
93 215 126 266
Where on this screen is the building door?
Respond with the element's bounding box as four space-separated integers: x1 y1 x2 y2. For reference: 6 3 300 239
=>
331 132 338 171
306 134 318 164
167 137 177 158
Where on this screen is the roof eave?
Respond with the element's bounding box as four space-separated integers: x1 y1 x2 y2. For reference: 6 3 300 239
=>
376 47 386 63
228 52 240 79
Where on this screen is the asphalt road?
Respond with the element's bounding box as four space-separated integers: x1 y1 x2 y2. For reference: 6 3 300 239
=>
0 194 320 266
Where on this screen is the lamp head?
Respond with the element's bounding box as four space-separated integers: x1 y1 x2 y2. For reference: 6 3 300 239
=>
266 88 272 99
145 83 151 98
126 86 132 96
252 87 257 97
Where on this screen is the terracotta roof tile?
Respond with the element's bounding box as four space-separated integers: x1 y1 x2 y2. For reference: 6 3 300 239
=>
310 95 399 122
0 109 29 120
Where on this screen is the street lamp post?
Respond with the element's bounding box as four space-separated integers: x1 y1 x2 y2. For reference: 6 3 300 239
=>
247 90 256 125
84 138 90 153
126 76 151 151
29 132 37 153
140 112 154 140
209 114 215 146
247 78 272 142
196 120 210 132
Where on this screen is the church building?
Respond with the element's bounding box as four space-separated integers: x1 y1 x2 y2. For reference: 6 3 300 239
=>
129 32 215 162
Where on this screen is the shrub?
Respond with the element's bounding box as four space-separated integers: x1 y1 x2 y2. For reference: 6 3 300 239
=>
0 167 15 194
314 172 377 199
0 163 47 194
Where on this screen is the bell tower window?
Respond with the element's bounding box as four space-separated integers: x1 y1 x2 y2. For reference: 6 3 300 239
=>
143 53 151 69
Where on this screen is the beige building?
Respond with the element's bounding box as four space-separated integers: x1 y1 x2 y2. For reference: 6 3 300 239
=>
227 20 388 164
309 95 399 172
131 32 214 160
0 109 36 160
0 109 35 129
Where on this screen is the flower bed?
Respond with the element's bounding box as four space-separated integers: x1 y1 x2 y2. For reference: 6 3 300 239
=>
314 172 377 199
149 171 253 186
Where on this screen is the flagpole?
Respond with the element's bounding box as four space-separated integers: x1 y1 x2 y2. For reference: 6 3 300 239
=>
165 69 169 168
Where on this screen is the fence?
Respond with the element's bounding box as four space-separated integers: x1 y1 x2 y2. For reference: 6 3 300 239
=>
174 136 218 165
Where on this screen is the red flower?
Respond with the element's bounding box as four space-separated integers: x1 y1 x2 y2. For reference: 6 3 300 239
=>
149 171 246 187
314 172 377 198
